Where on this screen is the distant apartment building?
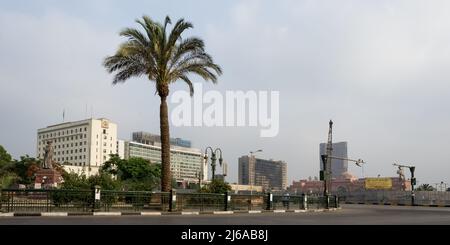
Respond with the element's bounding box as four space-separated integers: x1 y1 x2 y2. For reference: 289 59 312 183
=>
238 155 287 190
120 132 206 184
319 141 348 179
132 131 192 148
37 118 117 176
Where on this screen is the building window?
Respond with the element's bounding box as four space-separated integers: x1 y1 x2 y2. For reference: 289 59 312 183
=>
75 149 77 153
71 150 73 154
96 135 98 139
71 143 73 147
75 156 77 160
70 157 73 160
71 130 73 134
75 129 77 133
103 129 106 134
84 148 86 152
66 150 69 154
103 149 106 153
103 143 106 147
103 156 106 161
84 127 87 131
104 136 107 140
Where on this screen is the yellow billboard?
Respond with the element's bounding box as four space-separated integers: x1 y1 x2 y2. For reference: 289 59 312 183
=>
365 178 392 190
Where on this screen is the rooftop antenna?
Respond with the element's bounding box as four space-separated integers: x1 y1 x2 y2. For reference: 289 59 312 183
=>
63 109 65 122
90 105 93 118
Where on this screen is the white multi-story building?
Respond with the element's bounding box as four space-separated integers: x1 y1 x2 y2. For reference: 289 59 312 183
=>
122 140 207 184
37 118 117 176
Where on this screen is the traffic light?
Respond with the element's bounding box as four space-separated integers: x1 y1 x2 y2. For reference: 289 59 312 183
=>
320 170 324 181
411 178 416 186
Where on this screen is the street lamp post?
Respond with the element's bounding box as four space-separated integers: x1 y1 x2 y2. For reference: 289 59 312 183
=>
204 147 223 181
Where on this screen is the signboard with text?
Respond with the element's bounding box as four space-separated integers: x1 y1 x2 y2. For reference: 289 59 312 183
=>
365 178 392 190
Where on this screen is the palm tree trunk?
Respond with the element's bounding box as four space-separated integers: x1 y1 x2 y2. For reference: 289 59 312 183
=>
160 95 171 192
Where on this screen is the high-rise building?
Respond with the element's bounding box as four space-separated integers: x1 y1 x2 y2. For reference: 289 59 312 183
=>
319 141 348 179
37 118 117 176
132 131 192 148
122 133 206 183
238 155 287 190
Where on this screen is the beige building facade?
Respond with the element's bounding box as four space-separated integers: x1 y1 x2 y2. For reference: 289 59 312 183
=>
37 118 117 176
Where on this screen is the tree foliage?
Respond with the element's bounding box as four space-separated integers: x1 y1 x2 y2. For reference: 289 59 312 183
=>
200 179 232 194
417 183 435 191
101 154 161 191
103 15 222 192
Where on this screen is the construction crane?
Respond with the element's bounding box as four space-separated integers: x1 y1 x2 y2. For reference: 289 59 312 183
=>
320 120 365 203
393 163 416 205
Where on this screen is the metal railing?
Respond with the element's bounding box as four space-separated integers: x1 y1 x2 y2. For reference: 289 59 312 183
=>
176 193 225 211
230 194 266 210
0 189 169 213
342 190 450 206
1 189 337 213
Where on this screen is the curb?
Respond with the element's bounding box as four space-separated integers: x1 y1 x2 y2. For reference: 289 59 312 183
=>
0 208 341 217
345 202 450 207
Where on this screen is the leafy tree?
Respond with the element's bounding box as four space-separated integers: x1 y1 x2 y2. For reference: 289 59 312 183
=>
0 173 18 189
0 145 12 168
101 155 161 191
60 172 90 190
6 155 41 185
417 183 435 191
104 16 222 191
200 179 232 194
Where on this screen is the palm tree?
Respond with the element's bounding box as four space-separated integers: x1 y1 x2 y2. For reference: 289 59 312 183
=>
417 183 435 191
104 16 222 192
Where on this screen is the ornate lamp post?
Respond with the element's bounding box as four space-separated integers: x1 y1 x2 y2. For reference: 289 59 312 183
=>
204 147 223 181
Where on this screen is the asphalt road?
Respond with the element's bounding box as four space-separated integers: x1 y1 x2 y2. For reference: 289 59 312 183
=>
1 204 450 225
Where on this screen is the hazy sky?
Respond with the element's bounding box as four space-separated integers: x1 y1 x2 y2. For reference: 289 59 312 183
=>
1 0 450 186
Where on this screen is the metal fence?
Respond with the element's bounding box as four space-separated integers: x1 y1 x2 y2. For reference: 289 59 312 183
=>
99 190 170 212
273 195 304 210
230 194 266 210
1 189 336 213
176 193 225 211
342 190 450 206
0 189 169 213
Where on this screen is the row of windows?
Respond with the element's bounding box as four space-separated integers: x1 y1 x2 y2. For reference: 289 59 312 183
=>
57 155 86 161
39 141 87 149
54 148 87 155
63 162 86 167
96 134 113 141
39 135 87 144
39 127 88 139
